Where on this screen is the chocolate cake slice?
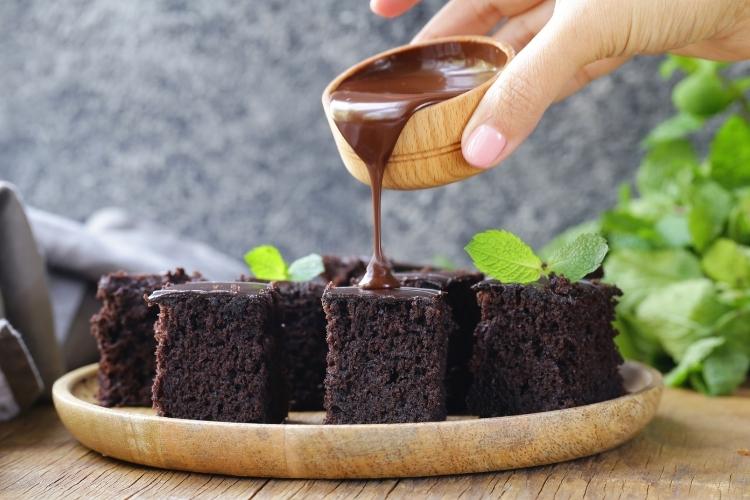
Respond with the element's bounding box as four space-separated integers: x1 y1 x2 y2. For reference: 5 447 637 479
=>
90 269 199 407
237 276 328 410
239 255 365 411
273 280 328 410
322 286 451 424
467 276 624 417
396 270 483 413
149 282 287 423
239 255 435 412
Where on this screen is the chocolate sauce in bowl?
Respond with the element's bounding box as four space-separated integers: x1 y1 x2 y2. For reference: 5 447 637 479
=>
329 41 503 290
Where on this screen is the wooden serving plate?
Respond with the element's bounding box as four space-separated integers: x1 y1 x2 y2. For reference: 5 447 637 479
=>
52 362 662 479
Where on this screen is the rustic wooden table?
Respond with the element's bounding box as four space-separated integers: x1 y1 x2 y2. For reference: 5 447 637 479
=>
1 388 749 499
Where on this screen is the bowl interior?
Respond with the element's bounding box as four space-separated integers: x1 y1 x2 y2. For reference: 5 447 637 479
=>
322 35 511 107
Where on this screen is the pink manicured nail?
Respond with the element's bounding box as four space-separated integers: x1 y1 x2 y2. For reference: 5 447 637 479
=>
463 125 507 169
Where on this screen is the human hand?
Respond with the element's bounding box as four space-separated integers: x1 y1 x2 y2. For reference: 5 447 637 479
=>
371 0 750 169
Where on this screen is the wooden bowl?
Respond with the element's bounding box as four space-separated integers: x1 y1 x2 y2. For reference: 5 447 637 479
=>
322 36 514 191
52 362 662 479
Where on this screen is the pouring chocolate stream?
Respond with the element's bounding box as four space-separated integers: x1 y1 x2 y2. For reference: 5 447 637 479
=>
328 41 502 289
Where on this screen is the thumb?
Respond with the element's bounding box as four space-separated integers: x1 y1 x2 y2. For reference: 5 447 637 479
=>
462 19 597 169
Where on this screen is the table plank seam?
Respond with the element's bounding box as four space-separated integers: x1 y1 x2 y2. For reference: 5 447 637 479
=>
246 478 271 499
383 480 400 498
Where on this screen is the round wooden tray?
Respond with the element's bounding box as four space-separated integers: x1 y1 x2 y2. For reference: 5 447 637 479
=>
52 362 662 479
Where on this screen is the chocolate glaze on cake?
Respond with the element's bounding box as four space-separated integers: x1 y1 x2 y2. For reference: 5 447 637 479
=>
322 285 450 424
467 276 624 417
149 282 288 423
325 286 441 298
396 270 483 412
91 268 200 407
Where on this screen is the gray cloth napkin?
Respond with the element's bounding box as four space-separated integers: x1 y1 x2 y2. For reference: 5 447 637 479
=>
0 183 63 409
0 181 247 420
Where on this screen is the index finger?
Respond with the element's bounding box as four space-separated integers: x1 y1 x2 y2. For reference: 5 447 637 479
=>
414 0 545 42
370 0 422 18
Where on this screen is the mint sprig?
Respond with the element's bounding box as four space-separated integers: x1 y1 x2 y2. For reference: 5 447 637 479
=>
244 245 324 282
465 229 607 283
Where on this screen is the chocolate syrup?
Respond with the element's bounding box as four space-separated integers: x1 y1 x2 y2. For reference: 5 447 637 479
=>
148 281 268 301
325 286 441 298
329 41 503 289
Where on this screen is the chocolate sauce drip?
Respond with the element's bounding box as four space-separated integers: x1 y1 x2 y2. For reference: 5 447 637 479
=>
329 41 502 289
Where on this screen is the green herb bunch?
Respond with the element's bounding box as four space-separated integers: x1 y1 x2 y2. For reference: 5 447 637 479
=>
244 245 324 282
544 56 750 395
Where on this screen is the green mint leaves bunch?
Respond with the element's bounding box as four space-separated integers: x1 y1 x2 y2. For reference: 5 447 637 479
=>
465 229 608 283
543 55 750 396
244 245 324 282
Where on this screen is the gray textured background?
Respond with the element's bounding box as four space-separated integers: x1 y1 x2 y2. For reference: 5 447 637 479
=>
0 0 675 266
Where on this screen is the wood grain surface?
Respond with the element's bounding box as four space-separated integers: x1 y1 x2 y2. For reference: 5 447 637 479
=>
51 362 661 479
2 387 749 499
321 35 515 191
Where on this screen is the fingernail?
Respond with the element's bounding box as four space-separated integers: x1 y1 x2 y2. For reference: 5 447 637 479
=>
463 124 507 169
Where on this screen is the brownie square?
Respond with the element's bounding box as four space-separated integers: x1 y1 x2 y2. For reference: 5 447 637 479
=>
396 270 483 413
90 268 199 407
238 255 365 411
322 286 451 424
149 282 287 423
274 281 328 410
467 276 624 417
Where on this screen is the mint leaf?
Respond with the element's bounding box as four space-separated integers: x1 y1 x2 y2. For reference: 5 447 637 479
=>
600 211 661 251
636 279 729 360
709 115 750 188
672 71 733 118
701 239 750 288
636 139 697 199
244 245 288 281
539 220 600 261
687 180 733 251
659 57 680 80
659 55 700 79
642 114 704 147
689 372 709 394
546 233 608 281
702 346 750 395
728 192 750 245
655 214 691 248
610 263 676 368
660 56 725 80
664 337 725 387
465 230 543 284
604 249 703 302
734 76 750 92
713 308 750 356
288 253 325 282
